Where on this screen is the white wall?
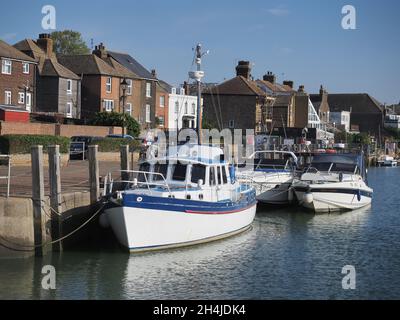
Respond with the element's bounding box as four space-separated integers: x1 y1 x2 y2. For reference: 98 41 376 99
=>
168 88 198 130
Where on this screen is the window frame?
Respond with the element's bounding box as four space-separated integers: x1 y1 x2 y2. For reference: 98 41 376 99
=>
160 95 165 108
2 59 12 75
22 63 30 74
126 103 132 116
104 99 114 112
146 82 151 98
66 102 73 118
18 92 25 105
4 91 12 105
106 77 112 93
145 104 151 123
67 79 72 94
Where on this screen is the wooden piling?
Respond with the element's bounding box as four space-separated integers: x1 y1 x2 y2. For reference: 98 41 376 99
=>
48 145 63 252
88 145 100 204
120 145 129 184
31 145 45 257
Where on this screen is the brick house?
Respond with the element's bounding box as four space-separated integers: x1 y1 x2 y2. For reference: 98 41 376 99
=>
0 39 37 112
202 61 274 133
326 93 384 137
58 43 138 121
14 34 81 118
155 78 171 129
107 51 158 129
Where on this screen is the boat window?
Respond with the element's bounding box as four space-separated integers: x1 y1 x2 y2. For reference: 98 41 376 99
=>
222 166 228 184
217 166 222 185
138 162 150 182
172 162 188 181
153 162 168 181
191 164 206 185
209 167 216 186
331 163 357 173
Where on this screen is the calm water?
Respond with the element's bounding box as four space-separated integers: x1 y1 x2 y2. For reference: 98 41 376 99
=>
1 167 399 300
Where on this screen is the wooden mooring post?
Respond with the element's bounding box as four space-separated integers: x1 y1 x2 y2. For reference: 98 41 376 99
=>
31 146 45 257
120 145 129 184
88 145 100 204
48 145 63 252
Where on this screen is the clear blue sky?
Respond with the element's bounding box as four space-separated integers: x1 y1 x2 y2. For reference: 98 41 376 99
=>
1 0 399 104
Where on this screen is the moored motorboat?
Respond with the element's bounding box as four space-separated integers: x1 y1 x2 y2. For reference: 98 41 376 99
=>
292 153 373 213
103 144 257 252
236 151 298 205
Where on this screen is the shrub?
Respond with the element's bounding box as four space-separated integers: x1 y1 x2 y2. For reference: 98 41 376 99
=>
91 112 141 138
0 135 70 154
91 138 141 152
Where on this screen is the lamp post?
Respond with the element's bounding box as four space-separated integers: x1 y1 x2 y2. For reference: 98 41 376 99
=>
120 78 129 137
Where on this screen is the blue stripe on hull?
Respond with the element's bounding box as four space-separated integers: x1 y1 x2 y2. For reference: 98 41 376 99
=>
122 191 257 214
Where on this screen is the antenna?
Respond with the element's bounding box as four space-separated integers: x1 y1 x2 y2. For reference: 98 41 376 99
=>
189 43 208 143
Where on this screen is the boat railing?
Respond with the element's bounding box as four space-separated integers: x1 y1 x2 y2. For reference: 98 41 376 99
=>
104 170 173 197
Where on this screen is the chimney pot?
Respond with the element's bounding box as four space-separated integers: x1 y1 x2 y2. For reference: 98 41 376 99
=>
283 80 294 89
37 33 54 58
236 61 252 80
263 71 276 84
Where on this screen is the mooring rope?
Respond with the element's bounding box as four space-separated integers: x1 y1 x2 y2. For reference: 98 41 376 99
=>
0 202 107 252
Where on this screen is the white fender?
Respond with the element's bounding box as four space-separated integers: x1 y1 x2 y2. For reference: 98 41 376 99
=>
303 192 314 204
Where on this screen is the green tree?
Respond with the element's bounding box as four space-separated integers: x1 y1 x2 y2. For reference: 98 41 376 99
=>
91 112 141 138
51 30 90 55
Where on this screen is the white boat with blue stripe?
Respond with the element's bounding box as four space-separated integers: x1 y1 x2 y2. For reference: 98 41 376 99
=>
292 153 373 213
103 144 257 252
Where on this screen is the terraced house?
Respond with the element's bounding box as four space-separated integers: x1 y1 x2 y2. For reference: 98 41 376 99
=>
14 34 81 118
0 39 37 112
58 43 137 121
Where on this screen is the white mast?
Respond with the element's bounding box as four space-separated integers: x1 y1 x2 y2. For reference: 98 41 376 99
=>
189 44 208 144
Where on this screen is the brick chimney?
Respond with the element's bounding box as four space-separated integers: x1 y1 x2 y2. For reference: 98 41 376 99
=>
263 71 276 84
183 81 190 95
236 61 252 80
298 85 305 93
151 69 157 79
37 33 54 58
283 80 294 89
93 43 108 60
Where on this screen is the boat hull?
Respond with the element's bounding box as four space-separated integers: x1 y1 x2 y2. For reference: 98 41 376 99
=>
256 182 293 205
105 197 257 252
293 186 372 213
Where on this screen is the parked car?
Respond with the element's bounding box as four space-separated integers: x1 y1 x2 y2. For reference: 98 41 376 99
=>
106 134 134 140
69 136 103 160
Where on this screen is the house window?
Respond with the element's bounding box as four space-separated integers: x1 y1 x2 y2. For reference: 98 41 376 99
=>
175 101 179 114
126 79 132 95
146 83 151 98
106 77 112 93
126 103 132 116
4 91 12 105
18 92 25 104
103 99 114 112
145 104 151 123
184 102 188 114
192 103 196 115
160 96 165 108
66 102 73 118
67 80 72 94
22 63 30 74
2 59 12 75
229 120 235 129
158 116 165 127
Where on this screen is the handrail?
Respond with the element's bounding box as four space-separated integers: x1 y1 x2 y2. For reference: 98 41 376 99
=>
120 170 172 196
